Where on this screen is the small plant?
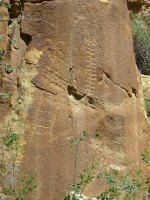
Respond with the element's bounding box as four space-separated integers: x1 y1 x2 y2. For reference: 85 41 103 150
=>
144 100 150 116
141 140 150 166
63 132 150 200
16 174 38 200
2 130 21 186
4 174 38 200
64 132 99 200
1 130 38 199
0 38 4 43
0 91 11 100
5 63 24 73
97 168 150 200
0 49 4 61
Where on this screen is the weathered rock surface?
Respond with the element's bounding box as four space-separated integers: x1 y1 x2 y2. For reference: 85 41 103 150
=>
0 6 12 122
0 0 148 199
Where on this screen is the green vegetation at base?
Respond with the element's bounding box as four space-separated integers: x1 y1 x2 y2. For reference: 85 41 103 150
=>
1 130 38 200
145 100 150 116
63 132 150 200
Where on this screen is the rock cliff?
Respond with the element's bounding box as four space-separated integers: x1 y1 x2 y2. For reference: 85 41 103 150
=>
0 0 149 199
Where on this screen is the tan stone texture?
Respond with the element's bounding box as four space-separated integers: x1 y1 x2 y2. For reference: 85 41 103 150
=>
0 0 149 199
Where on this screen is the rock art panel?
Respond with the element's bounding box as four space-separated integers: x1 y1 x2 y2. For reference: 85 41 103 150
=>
0 0 148 199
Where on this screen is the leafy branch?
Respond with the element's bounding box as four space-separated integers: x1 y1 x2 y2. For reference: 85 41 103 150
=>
63 132 150 200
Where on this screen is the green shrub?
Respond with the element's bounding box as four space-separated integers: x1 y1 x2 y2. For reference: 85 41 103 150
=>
145 100 150 116
63 132 150 200
130 12 150 74
1 130 38 199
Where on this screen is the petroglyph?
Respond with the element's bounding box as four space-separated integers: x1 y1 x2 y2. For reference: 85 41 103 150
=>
73 13 86 23
85 34 97 96
29 41 69 136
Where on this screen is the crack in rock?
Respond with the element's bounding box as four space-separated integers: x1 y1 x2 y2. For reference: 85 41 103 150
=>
100 69 137 97
32 81 57 95
67 85 84 101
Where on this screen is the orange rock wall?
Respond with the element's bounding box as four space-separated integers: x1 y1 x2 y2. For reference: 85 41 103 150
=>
0 0 148 199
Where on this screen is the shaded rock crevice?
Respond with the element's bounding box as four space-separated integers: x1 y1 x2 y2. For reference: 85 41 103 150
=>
68 84 105 110
67 85 84 101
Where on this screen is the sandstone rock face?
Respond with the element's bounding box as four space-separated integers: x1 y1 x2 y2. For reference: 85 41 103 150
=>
0 6 12 122
0 0 148 199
